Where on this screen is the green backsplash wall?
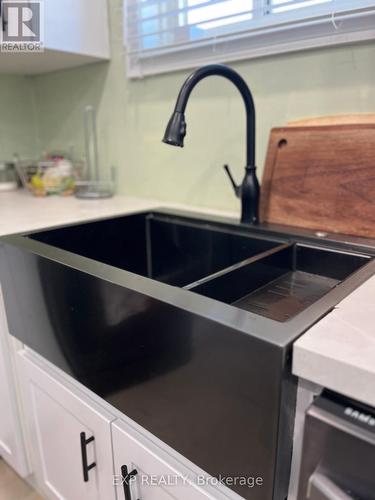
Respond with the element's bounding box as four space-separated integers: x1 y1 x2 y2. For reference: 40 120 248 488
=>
31 0 375 213
0 74 39 160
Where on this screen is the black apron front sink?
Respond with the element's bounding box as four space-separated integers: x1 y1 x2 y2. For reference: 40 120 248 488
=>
0 208 373 500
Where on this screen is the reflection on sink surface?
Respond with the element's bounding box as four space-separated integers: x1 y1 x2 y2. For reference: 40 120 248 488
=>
28 212 281 287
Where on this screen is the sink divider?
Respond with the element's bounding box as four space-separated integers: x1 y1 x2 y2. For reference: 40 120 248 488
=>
184 242 294 301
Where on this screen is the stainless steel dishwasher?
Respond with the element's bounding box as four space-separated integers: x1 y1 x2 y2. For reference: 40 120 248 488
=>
297 392 375 499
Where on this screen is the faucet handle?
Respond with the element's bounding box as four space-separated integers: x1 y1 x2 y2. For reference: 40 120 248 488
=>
223 164 241 198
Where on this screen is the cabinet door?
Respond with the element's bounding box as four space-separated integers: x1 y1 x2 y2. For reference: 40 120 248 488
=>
19 350 116 500
45 0 110 58
0 0 110 75
0 287 29 477
112 419 219 500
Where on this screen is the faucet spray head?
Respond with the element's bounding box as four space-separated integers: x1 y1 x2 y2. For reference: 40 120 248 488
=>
162 111 186 147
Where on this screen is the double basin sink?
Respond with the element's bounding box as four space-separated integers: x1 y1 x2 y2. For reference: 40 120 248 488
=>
0 209 374 500
25 211 369 323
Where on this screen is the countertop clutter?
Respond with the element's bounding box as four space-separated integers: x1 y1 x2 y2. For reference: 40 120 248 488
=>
0 190 373 409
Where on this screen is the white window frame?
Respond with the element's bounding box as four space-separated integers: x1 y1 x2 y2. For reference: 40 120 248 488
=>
124 0 375 78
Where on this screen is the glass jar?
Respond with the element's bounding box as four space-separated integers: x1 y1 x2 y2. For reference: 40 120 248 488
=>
0 161 19 191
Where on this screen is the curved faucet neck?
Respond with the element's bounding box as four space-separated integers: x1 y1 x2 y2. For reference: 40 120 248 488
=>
174 64 256 167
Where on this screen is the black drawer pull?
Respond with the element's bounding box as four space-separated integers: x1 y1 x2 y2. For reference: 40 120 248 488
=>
80 432 96 482
121 465 140 500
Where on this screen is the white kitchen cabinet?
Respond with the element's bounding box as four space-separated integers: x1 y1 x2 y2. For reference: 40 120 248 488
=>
0 286 30 478
16 350 241 500
112 419 225 500
0 0 110 75
18 349 116 500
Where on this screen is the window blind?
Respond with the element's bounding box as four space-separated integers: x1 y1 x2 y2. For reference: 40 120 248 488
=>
124 0 375 77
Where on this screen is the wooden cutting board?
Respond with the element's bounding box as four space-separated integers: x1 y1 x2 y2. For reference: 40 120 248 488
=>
260 124 375 238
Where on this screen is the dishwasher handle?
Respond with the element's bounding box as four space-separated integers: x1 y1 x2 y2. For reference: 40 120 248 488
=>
308 472 355 500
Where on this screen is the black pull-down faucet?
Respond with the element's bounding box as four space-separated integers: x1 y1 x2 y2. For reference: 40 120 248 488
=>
162 64 260 225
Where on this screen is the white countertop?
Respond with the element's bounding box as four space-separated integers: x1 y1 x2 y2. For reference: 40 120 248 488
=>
293 276 375 407
0 190 160 237
1 190 374 408
0 190 237 237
